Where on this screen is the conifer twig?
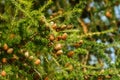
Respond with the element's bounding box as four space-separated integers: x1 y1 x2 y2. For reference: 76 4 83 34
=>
48 9 82 22
11 0 34 23
34 69 41 78
52 57 61 66
77 18 88 34
39 0 52 13
79 29 115 39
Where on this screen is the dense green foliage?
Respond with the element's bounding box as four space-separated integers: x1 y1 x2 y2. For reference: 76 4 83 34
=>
0 0 120 80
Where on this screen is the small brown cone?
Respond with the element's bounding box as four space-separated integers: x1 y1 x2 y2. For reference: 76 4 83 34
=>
67 51 74 57
1 70 6 77
61 33 68 40
7 48 14 54
49 34 55 41
56 50 63 56
3 43 8 51
54 43 62 51
1 58 7 63
34 59 41 65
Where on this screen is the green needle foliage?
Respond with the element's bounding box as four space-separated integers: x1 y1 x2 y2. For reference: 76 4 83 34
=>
0 0 120 80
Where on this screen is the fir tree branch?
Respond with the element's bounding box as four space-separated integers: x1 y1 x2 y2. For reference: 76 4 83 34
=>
39 0 52 13
48 9 82 22
79 29 115 39
11 0 35 23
